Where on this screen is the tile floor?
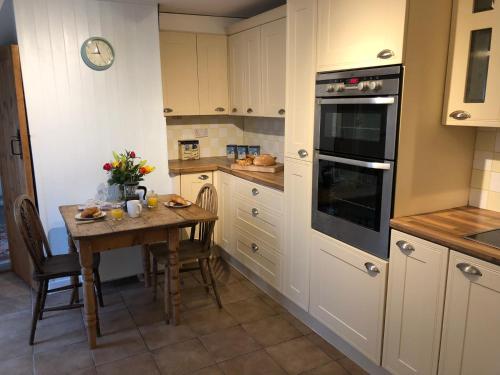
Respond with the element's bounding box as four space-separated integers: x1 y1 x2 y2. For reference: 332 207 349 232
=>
0 261 368 375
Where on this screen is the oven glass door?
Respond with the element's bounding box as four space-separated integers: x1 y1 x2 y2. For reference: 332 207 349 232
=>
316 97 398 160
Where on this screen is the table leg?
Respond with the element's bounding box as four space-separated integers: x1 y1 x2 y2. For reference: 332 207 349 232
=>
68 234 79 303
168 227 181 325
78 241 97 349
142 245 151 288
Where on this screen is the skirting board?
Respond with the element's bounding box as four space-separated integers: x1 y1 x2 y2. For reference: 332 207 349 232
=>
219 249 391 375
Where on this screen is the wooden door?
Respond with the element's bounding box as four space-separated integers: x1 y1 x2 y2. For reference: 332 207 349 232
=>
261 18 286 118
317 0 406 72
0 45 35 286
284 0 317 162
228 32 246 115
310 230 388 364
197 34 230 115
383 230 449 375
242 27 262 116
283 158 312 310
160 31 200 116
439 250 500 375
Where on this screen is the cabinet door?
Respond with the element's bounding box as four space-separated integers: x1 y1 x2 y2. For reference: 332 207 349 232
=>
261 18 286 118
283 158 312 310
160 31 199 116
285 0 317 162
180 172 213 204
443 0 500 127
218 172 234 253
228 33 245 115
197 34 229 115
242 27 262 116
316 0 406 72
383 231 449 375
310 230 388 364
439 250 500 375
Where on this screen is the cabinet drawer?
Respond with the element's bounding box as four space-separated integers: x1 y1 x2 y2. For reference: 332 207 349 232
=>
180 172 213 203
233 177 283 213
234 198 282 252
233 227 281 290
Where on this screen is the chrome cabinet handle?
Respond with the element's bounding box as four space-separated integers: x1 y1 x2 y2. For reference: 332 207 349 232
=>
251 243 259 252
251 208 259 217
247 108 253 114
251 188 259 196
396 240 415 253
377 49 395 59
164 108 173 114
449 110 471 120
232 107 238 113
457 263 482 277
298 149 308 158
215 107 225 112
198 174 209 180
365 262 380 274
278 109 285 115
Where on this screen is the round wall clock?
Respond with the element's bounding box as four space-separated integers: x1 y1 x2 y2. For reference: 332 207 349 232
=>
81 37 115 71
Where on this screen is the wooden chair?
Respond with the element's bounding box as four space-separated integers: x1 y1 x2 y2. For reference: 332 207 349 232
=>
13 195 104 345
149 183 221 320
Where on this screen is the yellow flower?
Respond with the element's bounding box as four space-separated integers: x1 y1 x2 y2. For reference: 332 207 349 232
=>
112 161 119 168
143 165 155 174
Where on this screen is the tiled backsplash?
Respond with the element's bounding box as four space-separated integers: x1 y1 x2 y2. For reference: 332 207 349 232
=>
469 128 500 211
166 116 285 162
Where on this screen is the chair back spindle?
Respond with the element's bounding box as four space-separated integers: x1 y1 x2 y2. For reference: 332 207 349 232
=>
190 184 218 250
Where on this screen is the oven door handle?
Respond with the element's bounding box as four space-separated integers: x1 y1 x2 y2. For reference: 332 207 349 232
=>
316 153 392 170
317 97 395 105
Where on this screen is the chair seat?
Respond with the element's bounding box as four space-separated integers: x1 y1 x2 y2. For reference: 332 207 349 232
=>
34 252 100 281
149 240 209 265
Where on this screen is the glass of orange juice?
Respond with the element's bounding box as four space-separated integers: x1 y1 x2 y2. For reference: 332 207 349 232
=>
111 203 124 220
147 190 158 208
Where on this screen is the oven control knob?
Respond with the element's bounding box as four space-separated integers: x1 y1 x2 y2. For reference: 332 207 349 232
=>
334 83 345 92
369 80 383 91
357 81 370 91
326 84 335 93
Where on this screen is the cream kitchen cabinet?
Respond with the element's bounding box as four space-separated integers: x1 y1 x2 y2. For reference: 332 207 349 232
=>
261 18 286 117
216 171 234 253
228 32 246 116
383 230 449 375
180 172 213 204
310 230 388 364
443 0 500 127
283 158 312 311
160 31 199 116
439 250 500 375
284 0 317 162
316 0 406 72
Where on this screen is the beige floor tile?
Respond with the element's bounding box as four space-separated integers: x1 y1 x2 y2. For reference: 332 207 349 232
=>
128 301 166 327
0 294 31 316
34 341 94 375
98 292 127 314
121 287 159 308
184 306 238 336
258 294 288 314
191 365 224 375
73 367 98 375
279 312 313 335
139 321 196 350
96 352 160 375
218 282 260 305
337 357 369 375
301 361 349 375
0 354 33 375
306 333 345 361
33 315 87 353
224 297 277 324
153 338 215 375
91 328 147 366
0 310 33 361
182 286 219 311
218 350 286 375
199 326 262 362
242 315 303 347
100 308 136 335
265 337 331 375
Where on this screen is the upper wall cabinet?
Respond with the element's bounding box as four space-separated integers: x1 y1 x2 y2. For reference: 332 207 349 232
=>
316 0 406 72
443 0 500 127
160 31 229 116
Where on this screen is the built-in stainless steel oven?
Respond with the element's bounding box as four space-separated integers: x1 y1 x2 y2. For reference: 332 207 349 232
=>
312 65 402 259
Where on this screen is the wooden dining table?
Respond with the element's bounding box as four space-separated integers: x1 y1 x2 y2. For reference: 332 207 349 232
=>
59 194 217 349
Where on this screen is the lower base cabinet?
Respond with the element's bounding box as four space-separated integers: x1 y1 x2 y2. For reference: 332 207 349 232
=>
309 230 388 364
439 250 500 375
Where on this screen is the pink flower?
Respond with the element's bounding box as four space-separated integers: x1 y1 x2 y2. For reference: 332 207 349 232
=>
130 151 136 158
103 163 112 171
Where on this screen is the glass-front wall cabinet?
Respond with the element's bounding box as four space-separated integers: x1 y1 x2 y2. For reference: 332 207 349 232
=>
444 0 500 127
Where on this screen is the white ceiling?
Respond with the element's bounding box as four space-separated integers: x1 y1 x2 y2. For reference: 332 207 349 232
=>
158 0 286 18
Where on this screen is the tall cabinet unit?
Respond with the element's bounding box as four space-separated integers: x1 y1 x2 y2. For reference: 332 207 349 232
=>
443 0 500 127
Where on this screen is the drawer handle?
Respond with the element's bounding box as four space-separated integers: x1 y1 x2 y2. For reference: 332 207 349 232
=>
449 110 471 120
251 243 259 252
278 108 285 115
247 108 253 114
396 240 415 253
215 107 225 112
198 174 209 180
251 188 259 196
251 208 259 217
232 107 238 113
456 263 482 277
164 108 173 114
365 262 380 274
298 149 308 158
377 49 394 59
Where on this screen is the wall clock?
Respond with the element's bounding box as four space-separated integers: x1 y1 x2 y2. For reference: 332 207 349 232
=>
81 37 115 71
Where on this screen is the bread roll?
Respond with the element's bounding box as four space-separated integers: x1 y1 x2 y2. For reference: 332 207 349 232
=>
236 157 253 166
253 154 276 166
81 207 99 218
170 195 187 205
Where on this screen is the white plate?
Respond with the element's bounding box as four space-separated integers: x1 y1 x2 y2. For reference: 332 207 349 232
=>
164 201 192 209
75 211 107 221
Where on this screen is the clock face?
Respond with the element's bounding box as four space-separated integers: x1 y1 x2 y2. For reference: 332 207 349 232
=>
81 37 114 71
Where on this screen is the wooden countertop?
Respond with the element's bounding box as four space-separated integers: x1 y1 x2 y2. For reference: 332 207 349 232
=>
391 206 500 265
168 156 284 191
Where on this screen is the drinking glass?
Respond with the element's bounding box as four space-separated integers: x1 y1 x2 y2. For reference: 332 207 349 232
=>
147 190 158 208
110 203 124 221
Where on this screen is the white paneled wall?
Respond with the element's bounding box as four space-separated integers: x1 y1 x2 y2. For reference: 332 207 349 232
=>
14 0 169 278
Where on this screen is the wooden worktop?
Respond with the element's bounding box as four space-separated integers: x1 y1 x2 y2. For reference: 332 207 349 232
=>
168 156 285 191
391 206 500 265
